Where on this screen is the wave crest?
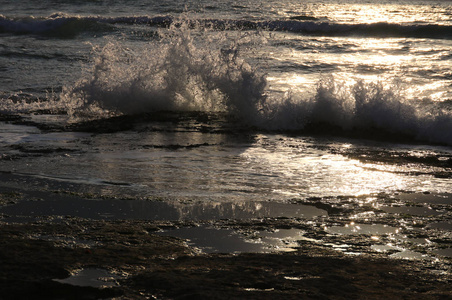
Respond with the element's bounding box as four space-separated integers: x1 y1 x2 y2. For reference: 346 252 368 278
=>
1 13 452 39
4 18 451 146
0 13 113 37
264 77 452 145
61 21 267 121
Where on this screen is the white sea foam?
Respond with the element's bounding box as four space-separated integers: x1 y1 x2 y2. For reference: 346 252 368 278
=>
3 19 451 145
265 77 452 145
61 20 267 121
59 21 452 146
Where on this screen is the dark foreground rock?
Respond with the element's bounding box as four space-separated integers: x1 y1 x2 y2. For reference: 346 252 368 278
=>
0 219 450 300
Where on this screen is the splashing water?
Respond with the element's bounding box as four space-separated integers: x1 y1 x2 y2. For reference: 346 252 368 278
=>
2 19 450 145
61 20 268 122
263 77 452 145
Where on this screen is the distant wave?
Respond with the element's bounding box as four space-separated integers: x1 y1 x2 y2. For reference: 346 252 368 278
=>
0 13 114 37
263 21 452 39
0 14 173 37
1 14 452 39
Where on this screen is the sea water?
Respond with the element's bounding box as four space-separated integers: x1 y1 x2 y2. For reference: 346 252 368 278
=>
0 0 451 257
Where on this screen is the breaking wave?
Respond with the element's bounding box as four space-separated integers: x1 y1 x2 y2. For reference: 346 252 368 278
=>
266 78 452 145
2 19 451 146
1 13 452 39
57 21 452 145
60 21 267 120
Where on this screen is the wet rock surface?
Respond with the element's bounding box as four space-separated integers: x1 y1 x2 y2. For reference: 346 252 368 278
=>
0 218 450 299
0 145 450 299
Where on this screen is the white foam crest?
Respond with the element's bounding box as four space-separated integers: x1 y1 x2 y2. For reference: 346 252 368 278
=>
353 79 418 130
258 77 355 130
15 18 450 146
61 20 267 121
262 76 452 145
417 109 452 145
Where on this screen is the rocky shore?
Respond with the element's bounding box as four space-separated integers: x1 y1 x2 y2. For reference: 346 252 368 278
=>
1 218 450 299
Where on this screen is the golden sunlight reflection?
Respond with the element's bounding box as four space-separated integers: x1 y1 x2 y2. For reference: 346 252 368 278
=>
241 137 429 198
266 35 420 97
356 38 406 53
329 4 429 25
266 74 317 94
328 223 400 235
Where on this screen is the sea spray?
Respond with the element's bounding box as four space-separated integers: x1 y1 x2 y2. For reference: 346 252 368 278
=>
261 76 452 145
61 20 268 122
3 18 451 145
352 79 418 133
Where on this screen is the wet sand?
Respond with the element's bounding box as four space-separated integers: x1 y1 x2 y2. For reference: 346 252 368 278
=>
1 217 450 300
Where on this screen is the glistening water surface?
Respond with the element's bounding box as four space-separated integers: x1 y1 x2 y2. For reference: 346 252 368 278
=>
1 121 450 200
0 0 451 263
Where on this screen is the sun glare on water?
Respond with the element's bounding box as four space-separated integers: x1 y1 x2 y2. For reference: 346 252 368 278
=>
240 138 418 198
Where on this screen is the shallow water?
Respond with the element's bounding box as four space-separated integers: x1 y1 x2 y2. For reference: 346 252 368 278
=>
157 225 307 253
54 268 122 288
0 122 450 200
0 0 451 263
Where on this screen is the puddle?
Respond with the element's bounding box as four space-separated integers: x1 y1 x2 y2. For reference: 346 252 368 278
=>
0 190 327 221
427 222 452 231
326 223 400 235
54 268 123 288
404 237 431 244
244 288 275 292
389 250 428 260
158 226 265 253
371 244 428 260
434 248 452 258
324 243 353 252
255 228 307 252
380 206 443 216
371 245 397 253
157 225 306 253
395 193 451 205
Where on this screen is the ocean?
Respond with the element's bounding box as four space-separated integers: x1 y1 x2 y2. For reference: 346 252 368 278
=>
0 0 451 259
